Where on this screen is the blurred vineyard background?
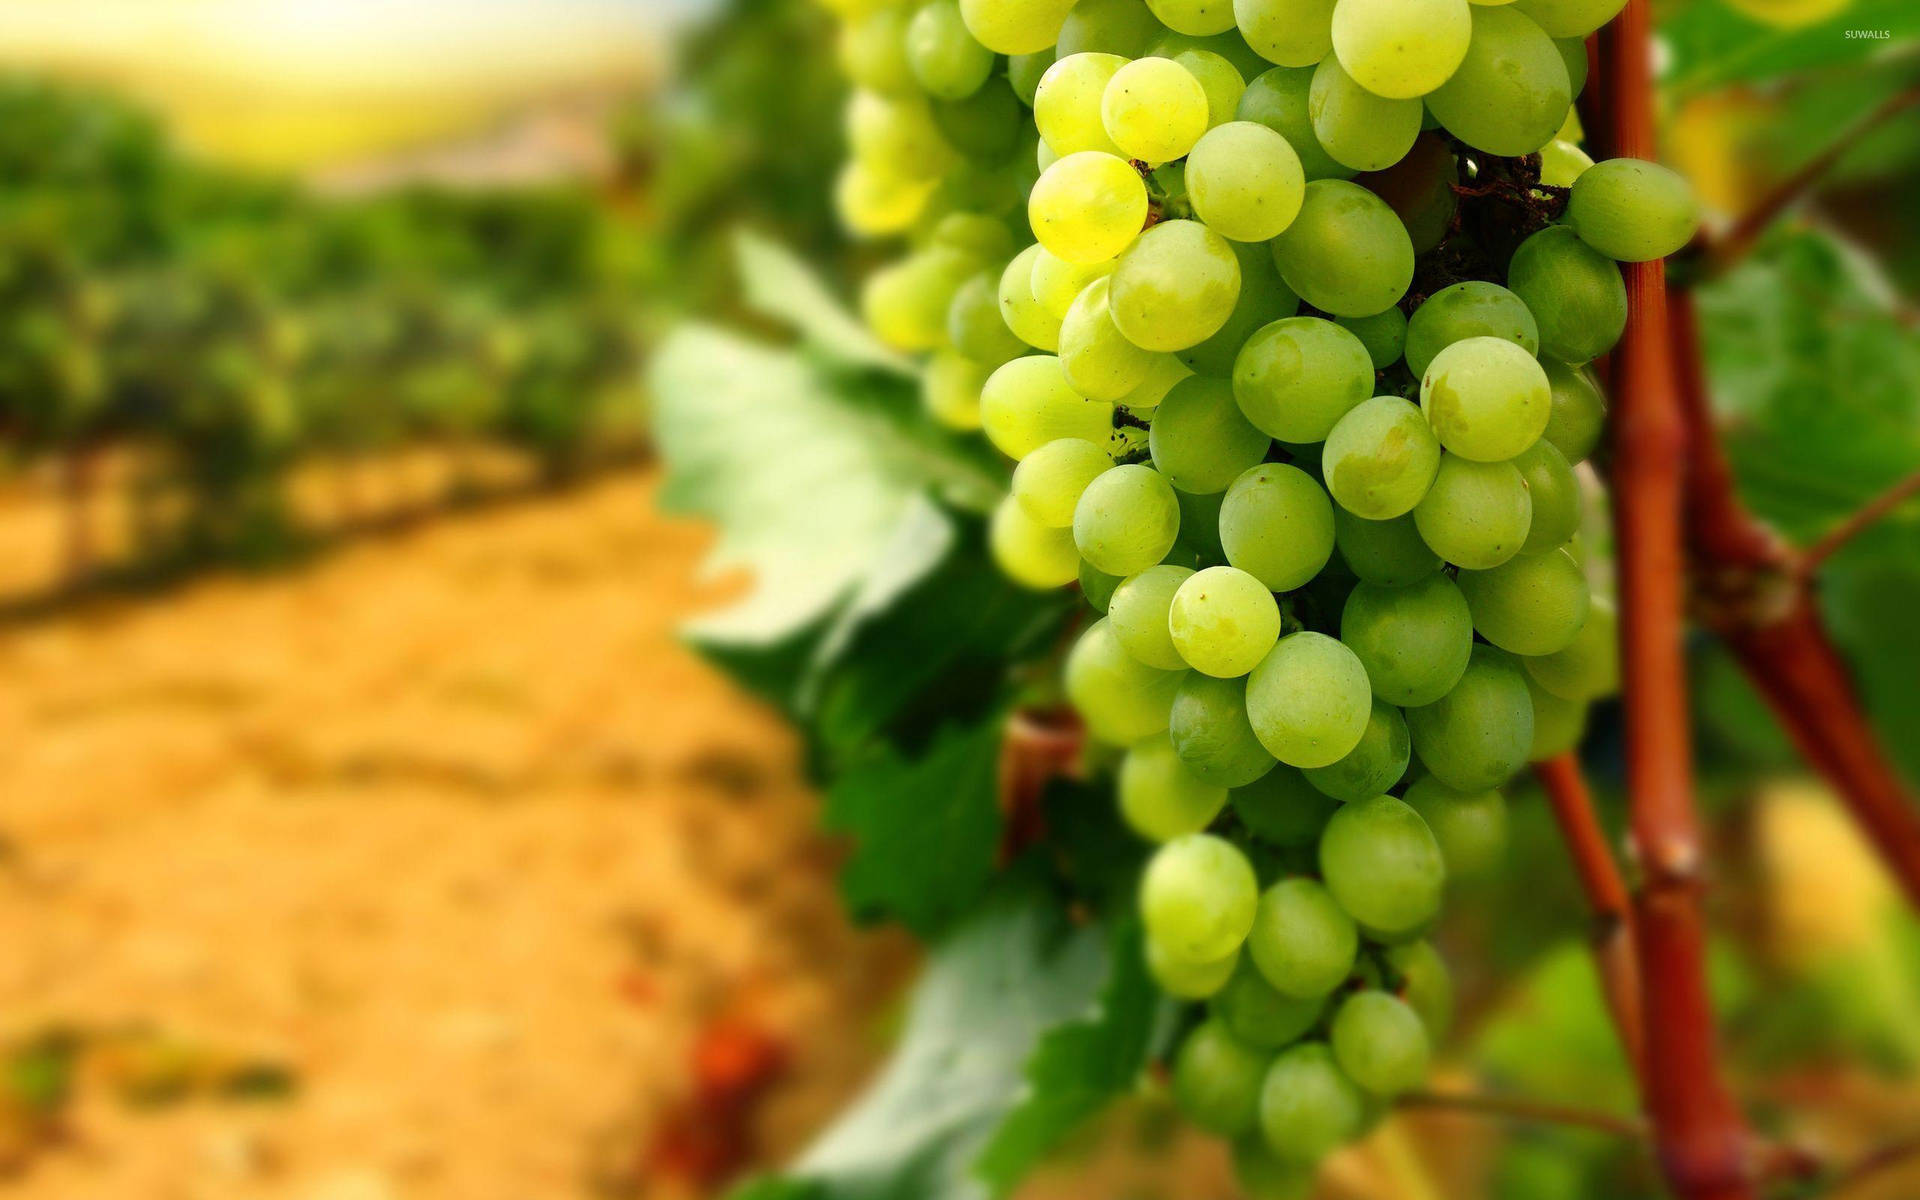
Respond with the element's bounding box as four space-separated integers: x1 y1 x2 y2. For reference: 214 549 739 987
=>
0 0 1913 1199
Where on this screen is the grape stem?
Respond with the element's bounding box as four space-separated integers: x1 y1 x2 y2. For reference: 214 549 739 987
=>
1397 1088 1646 1139
1797 466 1920 578
1532 756 1645 1088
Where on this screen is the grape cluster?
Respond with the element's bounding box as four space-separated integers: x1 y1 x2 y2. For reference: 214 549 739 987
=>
818 0 1698 1189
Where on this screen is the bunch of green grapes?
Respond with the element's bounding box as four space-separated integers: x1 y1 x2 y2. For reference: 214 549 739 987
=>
817 0 1699 1190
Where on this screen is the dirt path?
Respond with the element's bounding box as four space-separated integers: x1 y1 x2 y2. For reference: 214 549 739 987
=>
0 469 909 1200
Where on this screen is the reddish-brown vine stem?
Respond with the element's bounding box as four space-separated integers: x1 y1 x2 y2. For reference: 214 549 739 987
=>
1799 467 1920 577
1602 2 1757 1195
1399 1088 1647 1139
1534 756 1646 1087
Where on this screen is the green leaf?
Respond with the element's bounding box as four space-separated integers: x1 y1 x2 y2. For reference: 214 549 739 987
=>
824 717 1006 936
1661 0 1920 99
734 230 917 376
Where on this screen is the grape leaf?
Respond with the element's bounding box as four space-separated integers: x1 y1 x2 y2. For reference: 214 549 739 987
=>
1661 0 1920 99
735 230 917 376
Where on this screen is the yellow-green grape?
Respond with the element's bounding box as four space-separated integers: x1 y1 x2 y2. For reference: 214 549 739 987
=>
1426 6 1570 156
1404 280 1540 378
1308 56 1422 173
1074 463 1184 576
1220 462 1337 591
1238 66 1354 181
1541 359 1606 464
1150 375 1274 495
1566 157 1702 263
1030 151 1149 265
999 244 1064 351
1419 336 1552 462
1246 878 1358 999
1246 631 1371 769
861 248 978 351
1507 225 1626 364
1061 277 1163 401
1340 575 1473 707
1318 794 1447 934
1172 49 1250 128
948 271 1029 367
1120 354 1196 413
1111 220 1244 352
1111 564 1197 669
1456 547 1591 655
1032 249 1117 320
1234 0 1338 68
1258 1043 1368 1164
816 0 891 18
1035 52 1129 156
1102 57 1212 163
1512 0 1626 36
959 0 1077 54
1525 593 1618 701
1512 438 1582 553
991 494 1081 588
1066 618 1188 743
1141 833 1259 963
1334 508 1442 586
1554 36 1589 94
1404 643 1536 791
1149 939 1241 999
1013 436 1115 527
1171 566 1283 678
923 350 990 430
839 6 918 95
1121 731 1231 841
835 160 936 235
1058 0 1162 58
1269 179 1414 317
1414 454 1533 569
1149 0 1241 35
1385 941 1454 1042
1406 769 1516 873
1233 766 1341 846
1187 121 1307 242
1329 990 1431 1096
931 78 1023 159
1170 674 1280 786
1322 395 1442 520
1539 138 1593 187
906 0 996 98
981 355 1115 458
1232 316 1374 442
846 91 955 180
1526 673 1588 760
1008 51 1051 105
1214 956 1327 1048
1331 0 1472 98
1148 28 1274 80
931 212 1015 262
1334 307 1407 369
1182 240 1303 377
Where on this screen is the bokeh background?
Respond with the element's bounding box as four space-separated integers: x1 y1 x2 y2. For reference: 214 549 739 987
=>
0 1 1914 1198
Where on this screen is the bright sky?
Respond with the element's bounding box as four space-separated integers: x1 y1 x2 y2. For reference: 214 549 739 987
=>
0 0 697 169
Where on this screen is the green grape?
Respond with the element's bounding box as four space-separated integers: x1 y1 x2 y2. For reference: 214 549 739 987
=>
1120 353 1196 412
1525 593 1617 701
1258 1043 1367 1163
1182 240 1302 377
1405 643 1535 790
1215 956 1325 1049
1110 564 1197 669
1507 225 1626 364
1232 317 1374 442
839 6 918 95
1303 697 1410 802
1318 794 1446 934
1234 766 1343 846
1335 307 1408 369
1187 122 1307 242
906 0 996 98
836 160 936 235
1060 277 1163 401
1555 35 1589 93
1246 632 1372 767
1110 220 1244 352
999 244 1064 351
862 248 977 351
1539 137 1594 187
1075 463 1184 575
1403 281 1540 378
1247 876 1358 997
991 494 1081 587
1541 359 1606 463
1150 0 1241 35
1030 152 1149 265
1080 558 1126 612
959 0 1077 54
1329 991 1431 1095
1066 618 1188 743
1171 566 1283 678
1148 938 1241 998
1419 336 1552 463
923 350 989 431
1526 672 1588 759
1101 58 1211 163
1013 437 1114 527
1322 396 1443 521
1402 774 1508 877
932 212 1017 264
949 272 1029 367
1031 251 1115 321
1173 1019 1271 1136
1334 509 1442 586
1122 731 1232 841
1512 0 1627 37
1057 0 1161 58
1269 179 1415 317
1383 940 1453 1039
1457 547 1590 655
1234 1137 1318 1199
1035 52 1129 155
1425 6 1570 156
846 91 955 180
1340 575 1473 707
1220 463 1338 592
1151 377 1273 494
1141 833 1260 963
1008 51 1052 105
1308 56 1422 173
1512 438 1581 553
1238 67 1353 181
1171 674 1279 787
1173 49 1250 128
981 355 1114 458
1176 486 1230 561
1235 0 1337 68
1353 130 1457 253
1566 157 1702 263
1330 0 1472 98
